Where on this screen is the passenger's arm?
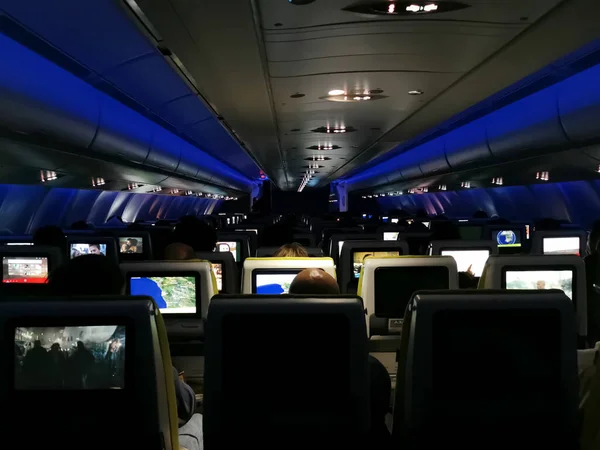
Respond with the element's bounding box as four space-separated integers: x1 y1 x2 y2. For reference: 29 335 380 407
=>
172 366 195 424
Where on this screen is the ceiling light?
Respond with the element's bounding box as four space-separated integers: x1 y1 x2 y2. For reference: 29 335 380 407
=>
536 171 549 181
40 170 57 183
406 3 438 13
92 177 105 187
328 89 345 96
408 90 424 95
388 3 396 13
406 4 420 12
439 185 447 191
424 3 438 12
461 181 471 189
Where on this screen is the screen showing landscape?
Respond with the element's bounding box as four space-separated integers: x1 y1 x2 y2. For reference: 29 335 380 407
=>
441 249 490 277
505 269 573 300
129 276 196 313
254 273 299 294
543 237 580 256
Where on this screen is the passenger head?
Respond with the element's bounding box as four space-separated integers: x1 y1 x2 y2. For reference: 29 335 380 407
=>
48 255 124 296
289 269 340 295
536 280 546 290
33 225 67 250
164 242 196 260
70 220 89 230
430 220 461 241
273 243 308 257
588 220 600 254
260 223 294 247
172 216 217 252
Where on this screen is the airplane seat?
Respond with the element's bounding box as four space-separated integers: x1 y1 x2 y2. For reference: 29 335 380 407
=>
394 290 579 449
581 342 600 450
340 240 409 294
255 246 323 257
120 260 217 340
0 245 63 295
195 251 239 294
531 229 587 257
2 296 179 450
241 257 336 294
479 254 587 343
358 256 458 337
203 294 370 448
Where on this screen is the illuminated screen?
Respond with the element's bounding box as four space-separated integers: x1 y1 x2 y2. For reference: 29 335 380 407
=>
119 237 143 254
212 263 223 292
391 218 399 224
382 217 389 223
374 266 449 317
459 226 482 240
254 272 299 294
129 276 196 314
6 242 33 246
222 313 350 427
14 325 126 389
422 221 430 228
70 243 107 259
2 257 48 284
504 269 573 300
383 232 399 241
432 309 561 423
494 229 521 248
441 249 490 277
217 241 240 262
542 237 580 256
352 251 400 279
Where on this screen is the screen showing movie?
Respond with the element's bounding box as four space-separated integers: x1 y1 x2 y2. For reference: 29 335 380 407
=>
494 229 522 248
2 257 48 284
14 325 126 389
70 243 107 259
505 269 573 300
129 276 196 314
352 251 400 279
383 232 399 241
217 241 240 262
459 226 482 240
441 249 490 277
212 263 223 292
432 309 561 423
254 272 299 294
119 237 143 254
374 266 449 317
543 237 580 256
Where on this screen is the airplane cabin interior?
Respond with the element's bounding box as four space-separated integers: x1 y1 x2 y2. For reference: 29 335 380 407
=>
0 0 600 449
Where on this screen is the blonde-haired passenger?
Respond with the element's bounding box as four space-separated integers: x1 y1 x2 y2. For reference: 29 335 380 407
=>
273 242 309 257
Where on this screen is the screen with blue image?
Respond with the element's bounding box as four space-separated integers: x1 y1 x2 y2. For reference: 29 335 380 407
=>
129 276 196 314
494 229 521 248
254 272 300 294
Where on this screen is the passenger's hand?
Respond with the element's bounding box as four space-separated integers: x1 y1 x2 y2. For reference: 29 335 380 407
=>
466 264 475 278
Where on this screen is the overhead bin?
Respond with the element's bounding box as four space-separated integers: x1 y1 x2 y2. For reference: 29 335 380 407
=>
558 65 600 143
486 84 569 159
0 32 253 193
345 62 600 192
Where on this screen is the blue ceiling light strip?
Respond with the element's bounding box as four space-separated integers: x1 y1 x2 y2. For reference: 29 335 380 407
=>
344 38 600 191
0 32 254 193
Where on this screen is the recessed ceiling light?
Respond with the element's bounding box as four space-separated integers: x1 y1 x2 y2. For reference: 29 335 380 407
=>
328 89 345 96
408 90 424 95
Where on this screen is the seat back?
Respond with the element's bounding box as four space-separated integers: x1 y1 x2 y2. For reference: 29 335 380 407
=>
479 254 587 338
532 229 587 257
358 256 458 337
1 296 178 450
203 294 370 448
242 257 336 294
398 290 579 448
121 260 216 338
581 344 600 450
196 251 239 294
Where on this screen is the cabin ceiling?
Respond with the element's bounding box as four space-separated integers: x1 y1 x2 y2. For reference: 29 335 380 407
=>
132 0 599 191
